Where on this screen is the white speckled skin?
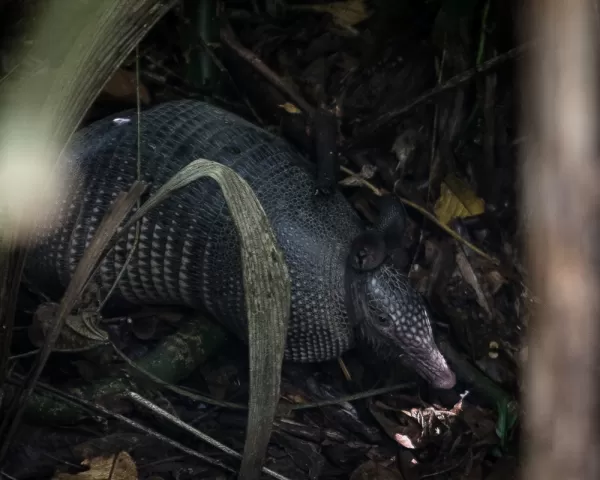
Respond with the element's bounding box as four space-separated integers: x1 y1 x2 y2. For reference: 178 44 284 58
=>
23 100 455 387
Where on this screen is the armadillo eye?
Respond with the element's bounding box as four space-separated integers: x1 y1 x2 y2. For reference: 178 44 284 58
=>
377 315 389 325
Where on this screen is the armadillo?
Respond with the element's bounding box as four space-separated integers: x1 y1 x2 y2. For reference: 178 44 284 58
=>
23 99 456 389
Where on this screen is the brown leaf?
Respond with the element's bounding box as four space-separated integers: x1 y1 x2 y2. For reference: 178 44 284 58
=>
394 432 419 449
53 451 137 480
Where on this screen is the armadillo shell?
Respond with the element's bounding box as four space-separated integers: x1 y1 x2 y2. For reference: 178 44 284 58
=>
24 99 364 362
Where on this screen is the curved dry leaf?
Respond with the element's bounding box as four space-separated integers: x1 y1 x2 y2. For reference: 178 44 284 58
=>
133 159 291 480
433 174 485 225
29 302 108 352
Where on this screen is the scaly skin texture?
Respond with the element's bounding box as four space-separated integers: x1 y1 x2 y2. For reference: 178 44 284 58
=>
24 100 456 388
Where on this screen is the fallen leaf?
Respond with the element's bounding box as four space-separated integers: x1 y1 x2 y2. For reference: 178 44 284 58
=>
290 0 371 29
279 102 302 114
29 302 109 352
433 174 485 225
394 432 419 449
53 451 137 480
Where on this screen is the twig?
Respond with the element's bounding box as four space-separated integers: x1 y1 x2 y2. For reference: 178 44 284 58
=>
0 245 27 387
0 470 18 480
13 314 226 424
476 0 491 66
350 43 530 146
195 25 264 126
339 165 499 265
126 391 292 480
397 198 498 265
410 48 444 277
220 23 315 116
110 338 245 411
282 383 415 412
5 374 237 475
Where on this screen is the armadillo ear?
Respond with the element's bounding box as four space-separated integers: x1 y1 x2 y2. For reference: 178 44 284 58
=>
349 231 386 271
376 196 406 249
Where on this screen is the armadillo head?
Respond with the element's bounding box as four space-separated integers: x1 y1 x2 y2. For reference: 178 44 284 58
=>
345 198 456 389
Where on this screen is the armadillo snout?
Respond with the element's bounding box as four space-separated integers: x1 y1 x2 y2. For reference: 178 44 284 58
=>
409 346 456 389
360 263 456 389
